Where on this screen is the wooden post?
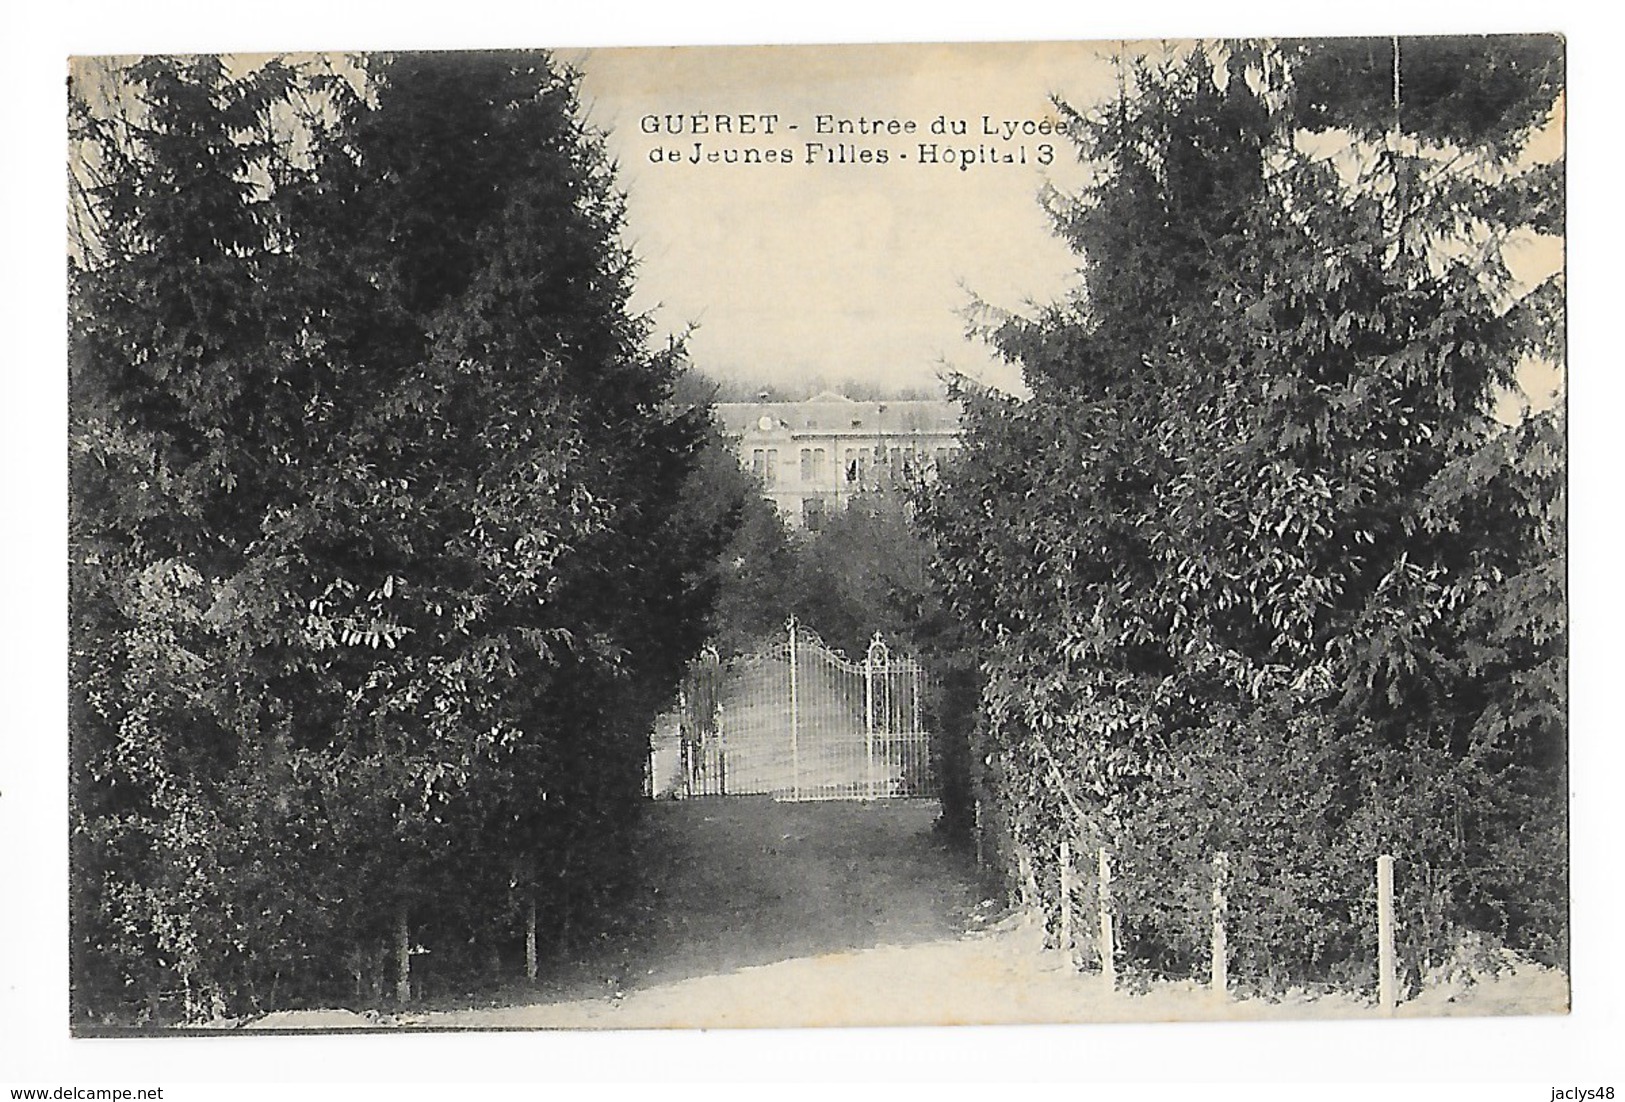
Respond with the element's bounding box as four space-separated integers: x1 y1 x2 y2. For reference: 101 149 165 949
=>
973 799 985 869
1211 851 1229 998
1098 846 1116 990
524 896 538 982
1059 839 1075 963
394 909 411 1005
1016 846 1037 909
1377 853 1397 1015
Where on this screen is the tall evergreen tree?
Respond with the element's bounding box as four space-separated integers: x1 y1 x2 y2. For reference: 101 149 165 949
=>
69 51 727 1022
924 37 1564 988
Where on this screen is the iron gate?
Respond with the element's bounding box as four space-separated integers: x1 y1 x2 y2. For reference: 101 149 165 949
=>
648 619 936 801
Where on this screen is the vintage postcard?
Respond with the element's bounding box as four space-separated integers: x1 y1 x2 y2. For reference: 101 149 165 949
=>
56 31 1570 1067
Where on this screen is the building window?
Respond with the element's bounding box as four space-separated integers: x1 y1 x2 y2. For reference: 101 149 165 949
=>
798 448 828 484
753 448 779 486
803 497 826 531
845 448 870 484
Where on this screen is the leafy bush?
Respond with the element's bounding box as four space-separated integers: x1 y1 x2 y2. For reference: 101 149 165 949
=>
923 39 1565 992
69 52 730 1023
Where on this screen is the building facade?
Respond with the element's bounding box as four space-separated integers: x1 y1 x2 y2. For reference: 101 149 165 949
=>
713 391 962 528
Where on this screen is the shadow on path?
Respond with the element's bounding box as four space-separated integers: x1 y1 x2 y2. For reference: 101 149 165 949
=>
617 797 981 991
248 798 1572 1030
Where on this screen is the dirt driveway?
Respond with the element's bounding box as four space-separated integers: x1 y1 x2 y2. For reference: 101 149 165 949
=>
408 798 1566 1030
251 797 1566 1031
425 797 998 1029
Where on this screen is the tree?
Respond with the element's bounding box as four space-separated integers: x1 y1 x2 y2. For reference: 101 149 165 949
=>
679 428 805 659
69 51 727 1022
923 37 1564 988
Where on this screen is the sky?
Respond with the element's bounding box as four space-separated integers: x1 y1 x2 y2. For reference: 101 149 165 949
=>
568 41 1564 408
569 42 1124 396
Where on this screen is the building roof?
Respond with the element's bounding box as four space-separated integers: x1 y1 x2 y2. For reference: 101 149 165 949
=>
714 395 961 438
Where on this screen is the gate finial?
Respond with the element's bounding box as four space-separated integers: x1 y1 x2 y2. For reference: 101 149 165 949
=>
867 632 890 666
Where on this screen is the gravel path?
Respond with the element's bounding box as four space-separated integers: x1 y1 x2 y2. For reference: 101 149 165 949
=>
411 798 1567 1030
249 797 1566 1031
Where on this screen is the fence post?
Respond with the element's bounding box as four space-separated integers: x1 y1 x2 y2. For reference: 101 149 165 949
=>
1377 853 1397 1015
787 617 800 800
395 908 411 1005
1098 846 1116 990
1059 839 1074 964
1211 851 1228 999
525 896 538 981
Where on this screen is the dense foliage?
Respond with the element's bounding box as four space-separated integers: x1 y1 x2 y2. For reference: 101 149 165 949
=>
68 52 730 1023
922 37 1565 992
677 448 934 664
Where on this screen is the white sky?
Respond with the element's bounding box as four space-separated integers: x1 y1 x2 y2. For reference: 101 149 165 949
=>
571 42 1121 395
571 42 1564 405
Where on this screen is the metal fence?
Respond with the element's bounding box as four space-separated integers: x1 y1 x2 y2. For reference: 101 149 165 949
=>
648 619 936 801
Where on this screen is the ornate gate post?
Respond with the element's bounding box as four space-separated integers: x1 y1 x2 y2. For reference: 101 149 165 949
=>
866 633 887 799
715 704 727 797
677 687 693 798
787 616 800 800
